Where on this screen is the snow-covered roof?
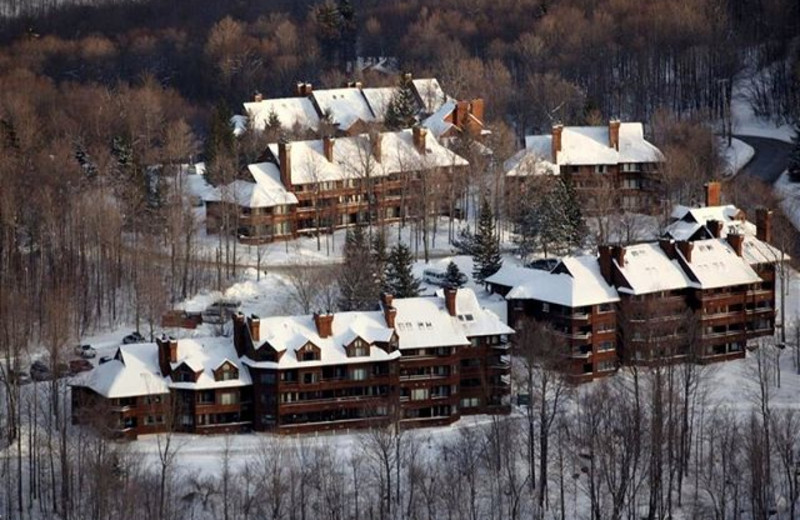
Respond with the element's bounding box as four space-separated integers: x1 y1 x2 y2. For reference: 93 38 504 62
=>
167 337 252 390
615 243 691 295
488 257 619 307
244 311 400 369
244 96 321 132
510 123 663 174
666 204 754 241
391 297 468 349
422 99 456 138
444 288 515 338
412 79 447 114
231 115 248 137
266 130 468 185
360 87 396 122
677 239 762 289
741 235 786 265
204 163 299 208
504 146 559 177
311 88 376 130
73 344 168 399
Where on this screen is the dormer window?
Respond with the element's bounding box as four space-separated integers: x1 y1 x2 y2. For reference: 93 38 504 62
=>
348 337 369 357
298 342 320 362
215 361 239 382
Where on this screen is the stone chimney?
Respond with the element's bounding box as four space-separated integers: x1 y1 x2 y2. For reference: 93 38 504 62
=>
384 306 397 328
254 91 263 102
727 232 744 257
704 181 721 207
756 208 772 243
248 314 260 342
707 219 724 239
323 135 335 162
551 124 563 162
370 132 382 162
612 245 626 268
470 98 485 122
598 245 613 285
413 126 427 154
659 238 676 259
278 140 292 187
677 240 694 263
156 334 172 377
444 287 458 317
608 120 621 150
313 312 334 339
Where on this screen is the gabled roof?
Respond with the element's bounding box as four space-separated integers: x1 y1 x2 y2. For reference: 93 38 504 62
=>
487 257 619 307
360 87 397 122
510 123 663 176
742 235 786 265
243 96 320 132
447 288 515 337
266 130 468 185
243 311 399 369
391 297 468 349
666 204 754 241
167 337 252 390
677 239 762 289
411 78 447 114
204 163 299 208
311 88 376 130
615 243 692 295
73 344 168 399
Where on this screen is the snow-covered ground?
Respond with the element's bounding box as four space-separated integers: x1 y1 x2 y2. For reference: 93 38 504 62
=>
731 82 794 143
719 137 755 177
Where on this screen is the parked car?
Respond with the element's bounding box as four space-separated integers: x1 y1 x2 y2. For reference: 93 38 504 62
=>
99 355 113 365
201 299 242 324
8 368 31 386
30 360 70 381
69 359 94 375
422 268 448 286
74 344 97 359
122 331 145 345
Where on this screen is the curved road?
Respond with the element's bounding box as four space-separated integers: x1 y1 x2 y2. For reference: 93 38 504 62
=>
733 135 792 184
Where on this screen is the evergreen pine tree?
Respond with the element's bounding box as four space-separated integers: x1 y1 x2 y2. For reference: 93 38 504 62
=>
789 123 800 182
384 74 419 130
338 226 379 310
371 231 390 293
472 198 503 284
452 225 476 256
443 261 468 288
205 101 235 171
385 243 421 298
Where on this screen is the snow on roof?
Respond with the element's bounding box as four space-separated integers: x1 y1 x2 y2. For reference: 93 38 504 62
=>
266 130 468 185
504 146 559 177
244 96 321 132
666 204 754 241
360 87 396 122
231 115 248 137
391 296 469 349
615 243 691 295
422 99 456 138
742 235 786 265
311 88 376 130
74 344 168 399
491 257 619 307
677 239 762 289
412 78 447 114
168 337 252 390
245 311 400 369
446 288 515 337
514 123 663 170
205 163 299 208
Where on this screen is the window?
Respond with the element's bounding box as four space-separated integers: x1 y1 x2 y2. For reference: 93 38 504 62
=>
219 392 239 405
174 370 194 383
598 303 612 313
595 165 608 174
411 388 429 401
351 368 367 381
218 365 237 381
598 341 614 352
542 303 550 313
303 372 319 384
460 397 479 408
144 415 164 425
259 373 276 385
597 360 616 372
145 395 163 404
198 391 214 404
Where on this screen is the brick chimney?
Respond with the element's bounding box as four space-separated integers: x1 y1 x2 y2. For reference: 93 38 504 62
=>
612 245 626 268
677 240 694 263
278 140 292 187
756 208 772 243
444 287 458 317
598 245 613 285
704 181 721 207
295 82 305 97
413 126 427 154
313 312 334 339
470 98 485 123
707 219 724 239
156 334 172 377
304 82 313 95
403 72 412 83
608 120 621 150
384 306 397 328
323 135 335 162
727 233 744 257
370 132 382 162
381 292 394 308
659 238 676 259
248 314 260 342
354 81 363 89
233 313 247 356
254 91 263 103
551 124 563 163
